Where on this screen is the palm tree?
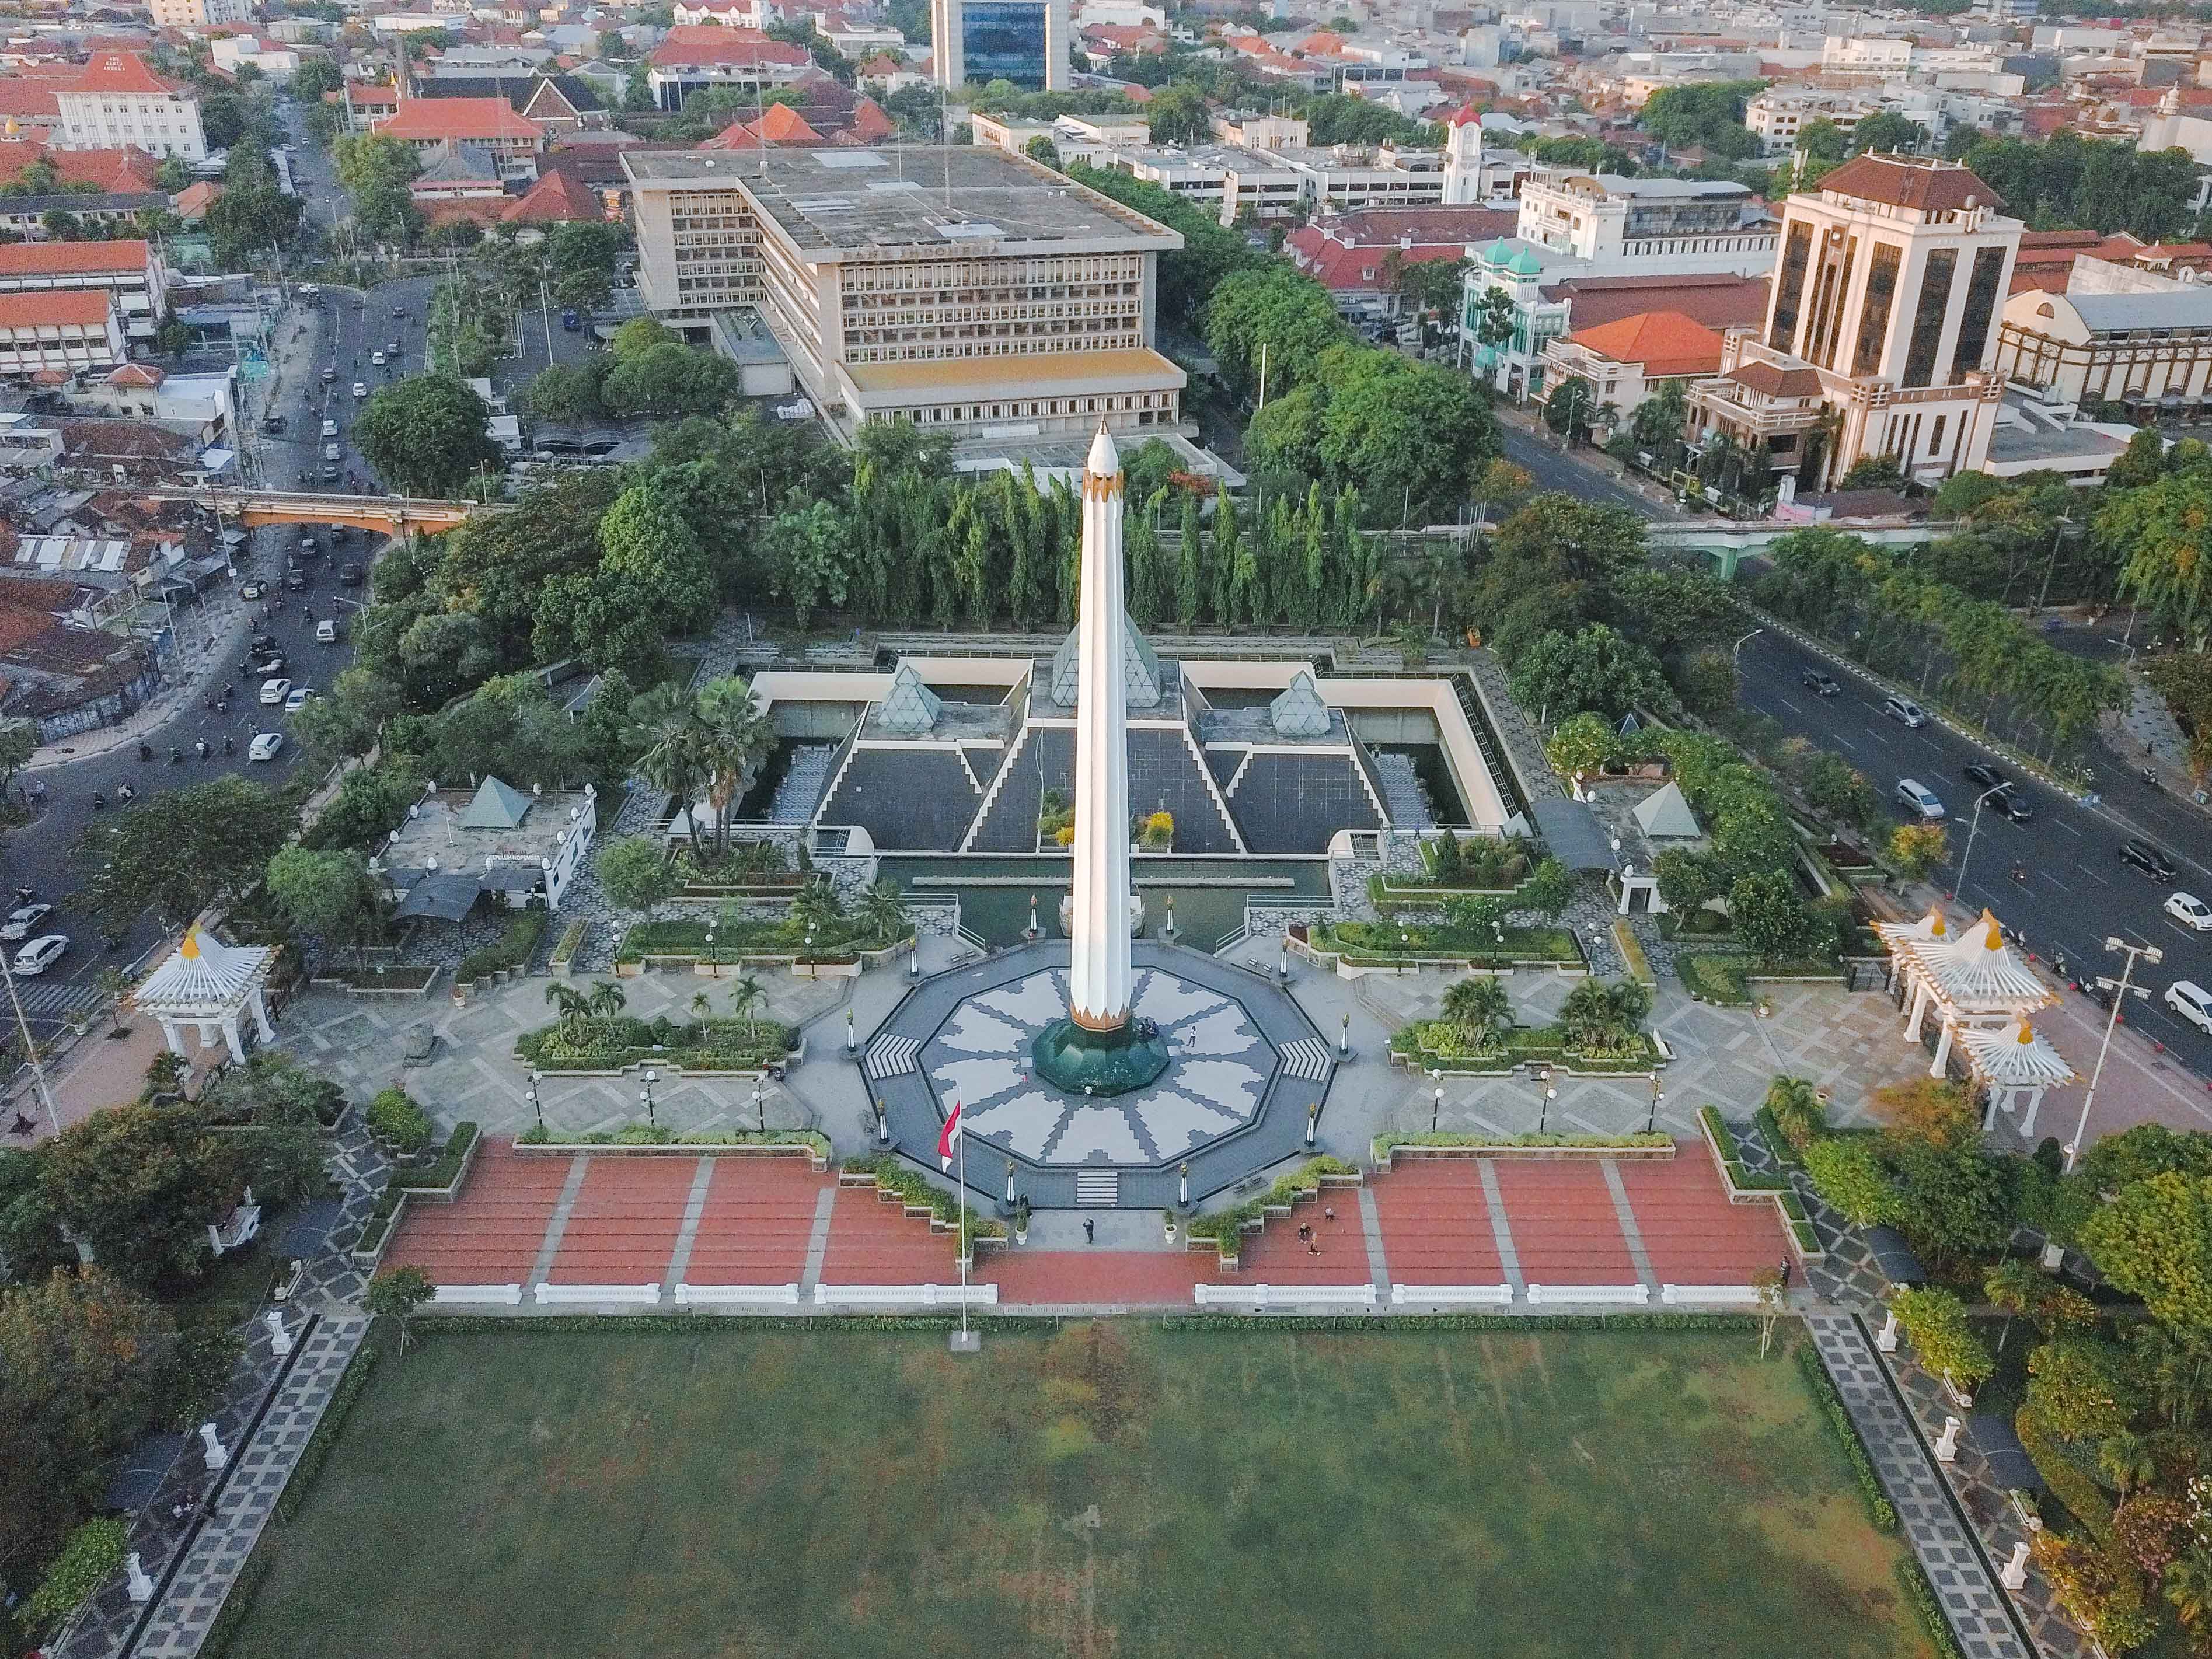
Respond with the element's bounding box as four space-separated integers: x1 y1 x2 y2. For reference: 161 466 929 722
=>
1440 977 1513 1050
626 682 709 855
695 675 776 857
2169 1550 2212 1637
585 980 627 1019
690 991 711 1022
2136 1325 2212 1430
790 873 843 936
1763 1075 1827 1149
1984 1258 2041 1356
544 982 589 1039
2099 1430 2155 1499
857 879 908 946
727 973 766 1038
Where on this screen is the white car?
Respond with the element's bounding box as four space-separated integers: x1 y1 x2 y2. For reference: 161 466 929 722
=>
1894 777 1946 821
315 618 337 643
260 676 291 705
2169 893 2212 932
352 382 368 400
320 418 337 440
0 903 51 942
2169 980 2212 1035
1883 696 1930 728
12 934 68 976
284 686 316 714
370 351 385 366
247 731 285 762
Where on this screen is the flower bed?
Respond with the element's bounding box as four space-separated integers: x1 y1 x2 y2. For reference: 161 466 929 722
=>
549 918 587 975
517 1123 830 1162
515 1015 798 1073
457 909 549 986
1309 919 1581 967
1390 1020 1659 1075
1372 1131 1673 1165
850 1152 1003 1249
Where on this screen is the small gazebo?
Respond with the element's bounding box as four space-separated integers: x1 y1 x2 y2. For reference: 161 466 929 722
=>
134 924 278 1064
1959 1017 2077 1139
1875 907 2057 1080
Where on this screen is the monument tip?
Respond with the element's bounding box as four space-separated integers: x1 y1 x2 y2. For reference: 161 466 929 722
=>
1086 424 1119 479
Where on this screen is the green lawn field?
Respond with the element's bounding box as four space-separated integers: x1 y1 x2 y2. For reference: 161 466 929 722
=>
227 1325 1938 1659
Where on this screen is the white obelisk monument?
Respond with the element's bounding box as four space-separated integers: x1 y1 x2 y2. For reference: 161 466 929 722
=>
1067 425 1133 1033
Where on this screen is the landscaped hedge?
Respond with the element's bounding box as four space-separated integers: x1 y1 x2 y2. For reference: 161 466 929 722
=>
549 918 587 971
1754 1105 1805 1169
1312 918 1579 965
1702 1107 1823 1255
274 1339 382 1524
456 909 548 984
1184 1157 1356 1258
1797 1342 1899 1532
407 1311 1766 1336
853 1153 1004 1243
514 1015 798 1073
2015 1402 2113 1540
515 1122 831 1157
198 1542 274 1659
364 1087 432 1153
1678 952 1754 1005
615 915 906 967
1895 1559 1967 1659
1373 1131 1672 1160
1391 1019 1658 1074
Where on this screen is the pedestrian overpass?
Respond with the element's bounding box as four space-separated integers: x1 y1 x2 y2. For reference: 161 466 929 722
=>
143 488 499 537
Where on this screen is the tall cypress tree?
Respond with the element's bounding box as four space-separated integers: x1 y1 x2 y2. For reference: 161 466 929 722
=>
1175 493 1203 630
1296 482 1328 632
1125 507 1163 628
1209 485 1239 624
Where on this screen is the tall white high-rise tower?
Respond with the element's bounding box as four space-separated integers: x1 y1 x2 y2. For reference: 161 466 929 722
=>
1066 424 1132 1032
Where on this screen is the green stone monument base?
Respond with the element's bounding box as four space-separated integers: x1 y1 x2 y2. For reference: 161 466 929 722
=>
1031 1016 1170 1098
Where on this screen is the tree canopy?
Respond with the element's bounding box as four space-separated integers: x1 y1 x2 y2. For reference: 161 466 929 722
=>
354 373 501 496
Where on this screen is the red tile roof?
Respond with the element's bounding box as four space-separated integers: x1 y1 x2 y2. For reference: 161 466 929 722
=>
1285 222 1465 292
1813 154 2003 214
1728 359 1822 399
69 53 187 97
649 25 809 68
0 82 64 120
1538 271 1769 333
0 239 152 276
702 100 826 146
376 97 543 142
1563 309 1726 378
172 179 221 219
501 163 601 222
0 289 114 327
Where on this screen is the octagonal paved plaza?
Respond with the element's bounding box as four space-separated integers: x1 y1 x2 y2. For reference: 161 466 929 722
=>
863 941 1336 1209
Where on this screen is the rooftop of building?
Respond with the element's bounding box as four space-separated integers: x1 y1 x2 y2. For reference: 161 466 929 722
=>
648 24 810 68
844 347 1184 403
68 53 187 97
620 147 1182 257
0 237 151 276
2064 287 2212 331
0 289 112 327
1810 153 2005 214
378 777 592 881
1561 308 1728 376
1536 170 1754 200
1538 270 1770 331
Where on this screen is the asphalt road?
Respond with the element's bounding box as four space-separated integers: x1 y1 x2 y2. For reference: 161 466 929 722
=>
1736 628 2212 1077
1495 420 1676 520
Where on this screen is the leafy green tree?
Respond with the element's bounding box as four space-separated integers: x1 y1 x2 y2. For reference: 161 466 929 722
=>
763 498 854 630
365 1265 436 1354
1543 375 1598 444
1795 117 1849 165
334 131 422 246
355 373 500 496
1729 870 1815 961
2100 462 2212 649
1799 751 1878 830
1889 1286 1994 1385
601 341 743 418
1440 975 1514 1047
1804 1135 1894 1225
266 846 386 961
1763 1075 1826 1149
1203 264 1349 403
596 834 674 909
2028 1336 2147 1443
1887 822 1949 882
72 776 292 930
1653 848 1721 916
1143 82 1210 145
1522 855 1572 921
1886 1141 2012 1267
38 1108 239 1288
1639 80 1764 158
2081 1171 2212 1330
1848 110 1924 156
1543 710 1618 780
518 359 609 425
1509 624 1670 722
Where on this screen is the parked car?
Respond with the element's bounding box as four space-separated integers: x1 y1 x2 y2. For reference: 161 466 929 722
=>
249 652 285 676
1883 696 1929 728
239 580 266 600
1894 778 1946 820
2168 980 2212 1036
247 730 285 763
2122 839 2179 882
13 934 68 976
0 903 52 942
260 676 291 705
320 418 337 439
320 462 341 484
260 413 286 435
1801 670 1840 697
2168 892 2212 932
370 351 385 366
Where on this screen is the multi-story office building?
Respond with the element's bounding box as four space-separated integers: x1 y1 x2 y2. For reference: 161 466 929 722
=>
930 0 1070 91
622 146 1182 440
0 239 167 344
1686 154 2022 488
148 0 253 29
55 55 207 161
645 26 812 111
1993 285 2212 413
0 291 125 380
375 98 546 183
1744 90 1875 155
1110 141 1446 226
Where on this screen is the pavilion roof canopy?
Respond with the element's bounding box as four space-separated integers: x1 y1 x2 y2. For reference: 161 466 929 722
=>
1959 1017 2077 1089
134 924 275 1017
1882 907 2056 1018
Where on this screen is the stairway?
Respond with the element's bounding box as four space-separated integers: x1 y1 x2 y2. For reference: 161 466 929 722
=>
1074 1171 1119 1206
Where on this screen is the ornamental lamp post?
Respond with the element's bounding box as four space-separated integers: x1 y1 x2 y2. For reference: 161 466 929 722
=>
752 1082 764 1134
639 1067 657 1129
1646 1077 1663 1134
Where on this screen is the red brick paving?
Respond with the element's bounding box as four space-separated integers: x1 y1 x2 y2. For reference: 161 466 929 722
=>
682 1158 831 1286
982 1249 1209 1304
547 1155 693 1284
1231 1194 1363 1282
385 1139 566 1285
817 1183 958 1284
1616 1152 1787 1284
1489 1160 1635 1285
1369 1162 1504 1284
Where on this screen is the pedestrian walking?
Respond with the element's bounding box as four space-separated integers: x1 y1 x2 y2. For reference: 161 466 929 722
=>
1323 1206 1336 1225
1778 1258 1793 1292
1307 1239 1320 1256
1297 1221 1311 1241
1083 1218 1094 1245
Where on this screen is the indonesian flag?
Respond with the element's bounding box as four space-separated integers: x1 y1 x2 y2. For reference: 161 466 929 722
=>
938 1099 963 1172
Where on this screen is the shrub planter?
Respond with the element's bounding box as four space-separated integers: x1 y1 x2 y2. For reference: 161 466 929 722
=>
1371 1135 1675 1169
512 1134 828 1170
349 1122 483 1270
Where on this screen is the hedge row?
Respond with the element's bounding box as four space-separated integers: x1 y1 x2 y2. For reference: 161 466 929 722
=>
1796 1342 1898 1532
2015 1402 2112 1541
1895 1559 1967 1659
1373 1131 1673 1160
405 1311 1767 1336
1184 1157 1356 1256
1754 1105 1805 1170
853 1153 1005 1242
198 1543 274 1659
515 1123 831 1156
274 1339 383 1525
1701 1107 1788 1193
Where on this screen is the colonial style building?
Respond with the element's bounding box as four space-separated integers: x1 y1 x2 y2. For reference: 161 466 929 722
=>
1992 285 2212 415
1686 154 2021 490
55 55 207 162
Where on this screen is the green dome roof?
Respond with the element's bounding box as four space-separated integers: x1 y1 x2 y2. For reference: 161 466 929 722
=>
1508 246 1543 276
1481 238 1512 264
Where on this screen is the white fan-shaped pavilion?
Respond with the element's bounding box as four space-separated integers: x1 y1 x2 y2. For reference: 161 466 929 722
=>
1959 1016 2077 1138
135 925 278 1063
1874 907 2057 1080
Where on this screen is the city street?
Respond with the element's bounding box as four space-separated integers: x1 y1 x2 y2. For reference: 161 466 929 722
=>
1495 417 1680 521
1735 627 2212 1075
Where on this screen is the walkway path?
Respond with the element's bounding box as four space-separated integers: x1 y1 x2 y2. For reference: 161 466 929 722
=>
51 1123 389 1659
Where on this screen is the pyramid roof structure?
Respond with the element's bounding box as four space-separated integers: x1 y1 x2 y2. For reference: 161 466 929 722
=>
1268 671 1331 738
1050 616 1163 710
877 662 943 733
458 774 532 829
1631 780 1701 839
1902 909 2057 1016
1959 1017 2076 1089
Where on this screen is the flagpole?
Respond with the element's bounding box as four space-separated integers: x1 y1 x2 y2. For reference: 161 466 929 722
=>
957 1107 969 1346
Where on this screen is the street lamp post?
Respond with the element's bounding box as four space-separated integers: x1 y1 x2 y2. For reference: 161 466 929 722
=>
639 1068 657 1129
2036 512 2072 612
1431 1070 1443 1133
752 1083 765 1133
1730 627 1764 696
1952 783 2012 903
527 1067 543 1131
0 944 59 1136
1541 1084 1556 1134
704 927 716 978
2063 937 2162 1173
1646 1077 1663 1133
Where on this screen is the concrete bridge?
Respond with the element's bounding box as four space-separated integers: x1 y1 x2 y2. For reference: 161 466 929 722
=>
1645 516 1953 578
143 488 497 536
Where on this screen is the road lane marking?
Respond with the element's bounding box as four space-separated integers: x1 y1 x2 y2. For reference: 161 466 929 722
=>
2042 871 2072 892
2078 863 2112 885
1773 695 1805 715
2053 819 2081 838
1830 732 1858 753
